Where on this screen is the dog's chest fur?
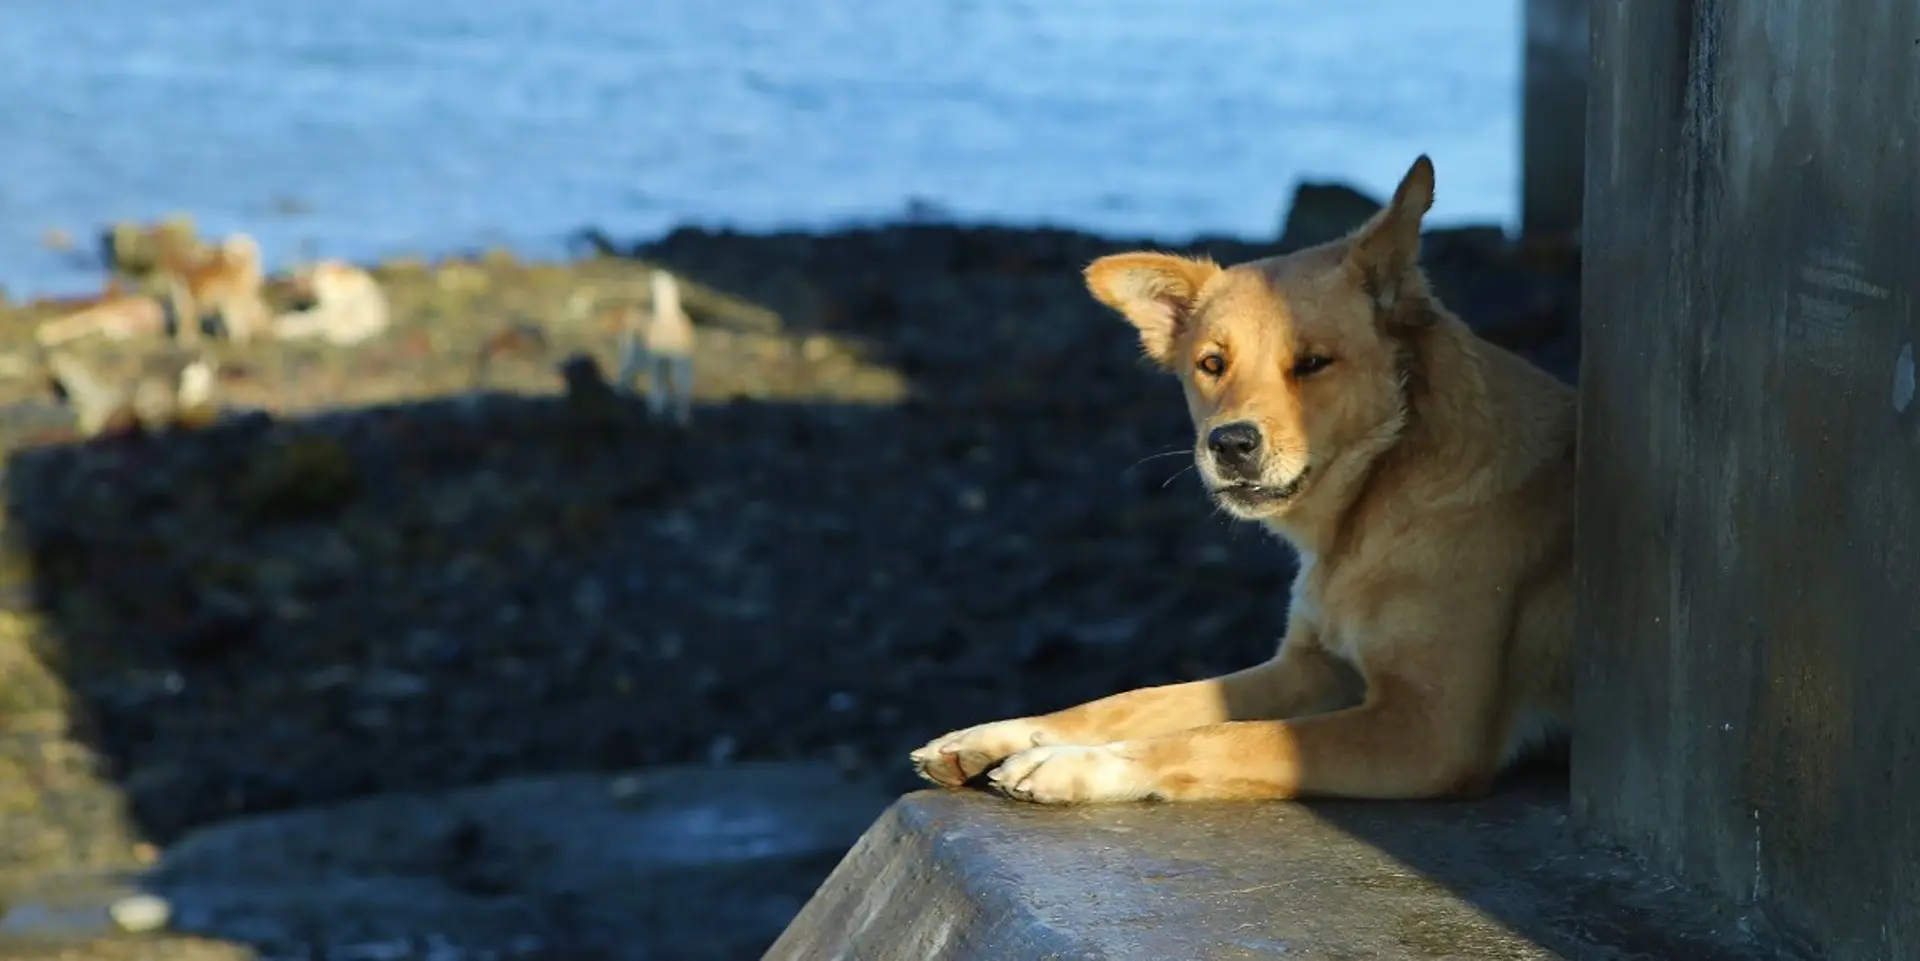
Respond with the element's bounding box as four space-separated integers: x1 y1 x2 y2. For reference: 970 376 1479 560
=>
1284 552 1357 659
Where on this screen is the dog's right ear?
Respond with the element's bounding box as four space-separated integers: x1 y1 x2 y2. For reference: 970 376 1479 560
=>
1084 252 1220 369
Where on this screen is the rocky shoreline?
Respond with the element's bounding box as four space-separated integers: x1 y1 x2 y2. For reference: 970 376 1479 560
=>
0 208 1578 959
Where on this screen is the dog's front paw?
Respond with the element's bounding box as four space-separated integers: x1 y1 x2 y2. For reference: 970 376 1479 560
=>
986 744 1151 805
909 719 1061 787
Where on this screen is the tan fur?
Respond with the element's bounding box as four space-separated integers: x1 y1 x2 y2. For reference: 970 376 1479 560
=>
161 234 270 345
273 260 390 345
910 156 1576 804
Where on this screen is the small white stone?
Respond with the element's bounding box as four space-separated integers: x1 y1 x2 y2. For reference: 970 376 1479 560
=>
108 893 171 933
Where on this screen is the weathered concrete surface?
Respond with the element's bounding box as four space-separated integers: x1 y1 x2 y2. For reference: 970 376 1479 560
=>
0 764 890 960
768 777 1797 961
1521 0 1588 236
1578 3 1920 959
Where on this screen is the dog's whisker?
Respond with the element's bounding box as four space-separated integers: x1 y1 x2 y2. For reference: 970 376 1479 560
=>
1159 464 1195 489
1125 448 1192 472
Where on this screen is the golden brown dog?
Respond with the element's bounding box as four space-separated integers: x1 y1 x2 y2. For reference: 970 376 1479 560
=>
161 234 271 345
910 156 1575 804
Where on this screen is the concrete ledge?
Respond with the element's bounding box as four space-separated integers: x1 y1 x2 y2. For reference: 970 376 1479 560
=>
767 778 1802 961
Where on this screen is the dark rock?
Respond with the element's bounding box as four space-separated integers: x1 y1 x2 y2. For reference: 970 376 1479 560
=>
565 227 624 259
233 435 360 520
1277 180 1384 251
167 591 265 664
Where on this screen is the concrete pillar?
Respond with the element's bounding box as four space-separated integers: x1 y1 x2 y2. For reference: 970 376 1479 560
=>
1577 3 1920 959
1520 0 1588 237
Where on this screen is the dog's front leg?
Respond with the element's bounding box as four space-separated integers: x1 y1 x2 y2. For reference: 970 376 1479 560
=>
984 587 1515 804
988 657 1502 805
910 627 1354 788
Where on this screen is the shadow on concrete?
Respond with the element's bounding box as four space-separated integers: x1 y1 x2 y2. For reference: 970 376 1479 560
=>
1296 765 1808 960
0 220 1585 959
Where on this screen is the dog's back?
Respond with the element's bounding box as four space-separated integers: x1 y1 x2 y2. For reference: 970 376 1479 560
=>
1371 321 1577 768
35 295 168 348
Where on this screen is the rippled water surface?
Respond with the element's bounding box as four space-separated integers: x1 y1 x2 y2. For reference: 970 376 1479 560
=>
0 0 1519 297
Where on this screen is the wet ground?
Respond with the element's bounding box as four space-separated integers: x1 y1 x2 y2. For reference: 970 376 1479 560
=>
0 764 890 961
0 217 1579 958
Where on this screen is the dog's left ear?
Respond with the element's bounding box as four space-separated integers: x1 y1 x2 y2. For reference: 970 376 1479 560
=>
1345 155 1435 318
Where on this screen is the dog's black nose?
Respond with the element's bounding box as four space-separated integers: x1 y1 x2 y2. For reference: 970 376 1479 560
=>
1206 421 1263 477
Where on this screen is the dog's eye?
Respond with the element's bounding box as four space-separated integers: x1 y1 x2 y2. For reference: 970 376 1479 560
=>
1291 354 1333 378
1196 353 1227 377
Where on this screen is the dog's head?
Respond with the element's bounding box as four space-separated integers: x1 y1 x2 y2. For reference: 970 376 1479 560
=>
220 234 262 274
1085 155 1439 522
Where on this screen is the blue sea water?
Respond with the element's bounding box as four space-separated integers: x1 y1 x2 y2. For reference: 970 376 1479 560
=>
0 0 1519 299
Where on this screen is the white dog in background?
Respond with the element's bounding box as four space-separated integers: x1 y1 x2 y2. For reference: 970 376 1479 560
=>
273 260 391 346
616 269 696 426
